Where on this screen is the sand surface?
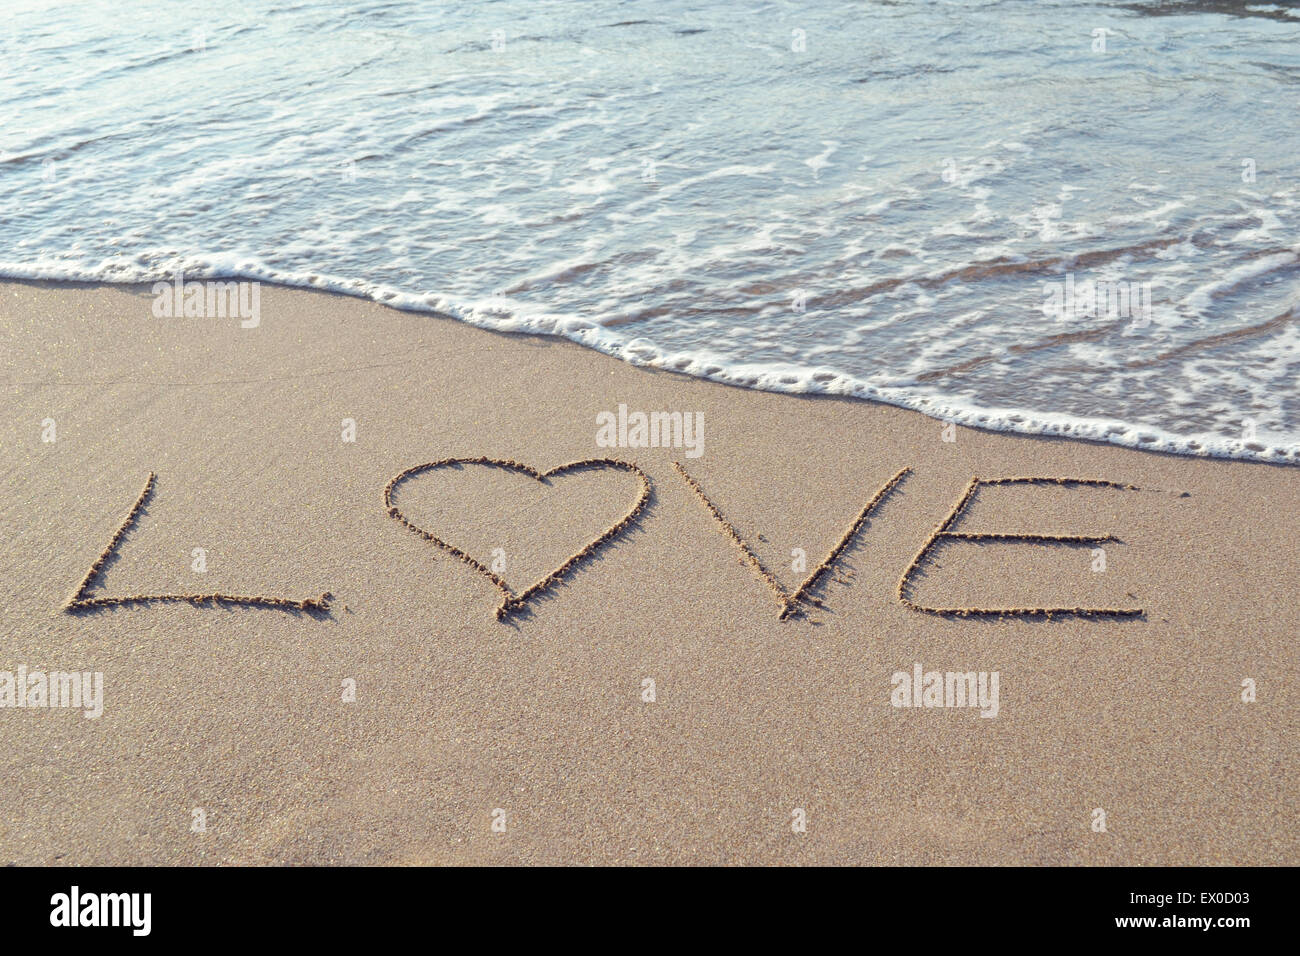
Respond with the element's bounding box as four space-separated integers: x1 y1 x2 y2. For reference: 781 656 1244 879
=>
0 280 1295 865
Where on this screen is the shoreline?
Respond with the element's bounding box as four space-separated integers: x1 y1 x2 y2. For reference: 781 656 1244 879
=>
3 274 1293 467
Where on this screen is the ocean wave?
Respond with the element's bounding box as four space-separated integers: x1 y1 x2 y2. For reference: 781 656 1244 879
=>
3 0 1300 464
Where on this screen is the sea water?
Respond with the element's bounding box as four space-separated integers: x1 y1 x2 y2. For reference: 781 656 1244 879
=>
3 0 1299 461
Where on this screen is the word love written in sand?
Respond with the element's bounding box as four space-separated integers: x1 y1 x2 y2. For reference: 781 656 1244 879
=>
65 458 1148 621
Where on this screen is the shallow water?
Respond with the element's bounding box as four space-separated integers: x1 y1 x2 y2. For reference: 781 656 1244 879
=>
4 0 1300 461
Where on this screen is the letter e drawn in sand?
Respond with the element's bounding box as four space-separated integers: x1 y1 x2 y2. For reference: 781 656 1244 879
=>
896 476 1145 619
64 472 332 614
383 457 652 620
673 461 910 620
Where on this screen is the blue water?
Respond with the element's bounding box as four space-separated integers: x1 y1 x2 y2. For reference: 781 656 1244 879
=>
4 0 1300 461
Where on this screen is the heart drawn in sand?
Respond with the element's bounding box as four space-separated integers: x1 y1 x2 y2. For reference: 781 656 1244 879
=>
383 456 652 619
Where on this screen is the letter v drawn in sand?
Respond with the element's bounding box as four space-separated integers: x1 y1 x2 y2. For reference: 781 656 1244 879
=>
673 461 910 620
64 472 332 613
383 457 652 620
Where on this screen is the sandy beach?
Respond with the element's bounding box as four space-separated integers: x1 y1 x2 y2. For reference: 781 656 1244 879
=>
0 279 1295 865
